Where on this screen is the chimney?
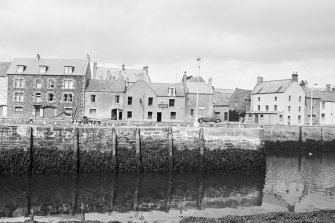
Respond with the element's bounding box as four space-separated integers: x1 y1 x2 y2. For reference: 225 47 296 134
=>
35 54 40 61
122 63 125 71
208 77 212 84
86 54 90 63
326 84 331 91
257 76 263 85
291 72 298 82
143 66 148 75
182 71 187 83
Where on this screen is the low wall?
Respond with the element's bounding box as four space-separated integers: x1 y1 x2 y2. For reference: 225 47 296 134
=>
0 125 265 174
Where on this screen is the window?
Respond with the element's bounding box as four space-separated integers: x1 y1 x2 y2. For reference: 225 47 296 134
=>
266 105 269 111
289 95 291 102
288 106 291 112
14 106 23 113
64 107 73 116
260 115 264 120
63 80 74 89
48 79 55 88
127 111 132 119
39 66 47 73
148 111 153 119
115 95 120 103
279 115 283 121
299 96 302 102
127 97 132 105
299 106 301 113
16 65 25 73
224 112 228 121
298 115 301 123
91 95 96 103
35 78 42 88
148 97 153 106
48 93 54 102
64 66 74 74
248 114 252 120
274 105 277 111
258 97 260 101
288 116 291 124
89 109 96 115
170 112 176 120
14 78 24 88
168 87 176 96
169 99 175 107
274 96 277 101
63 93 73 102
258 105 260 111
35 93 42 102
190 109 194 116
321 113 325 120
322 102 325 109
14 92 24 102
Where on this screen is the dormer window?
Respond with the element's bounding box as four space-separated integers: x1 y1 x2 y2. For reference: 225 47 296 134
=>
39 65 47 73
64 66 74 74
16 65 25 73
168 86 176 96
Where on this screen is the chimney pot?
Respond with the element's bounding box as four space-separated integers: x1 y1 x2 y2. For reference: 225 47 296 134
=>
291 73 298 82
257 76 263 85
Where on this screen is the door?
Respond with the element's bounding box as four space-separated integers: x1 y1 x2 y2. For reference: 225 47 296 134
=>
35 106 41 118
254 114 258 123
0 106 3 117
119 111 122 120
111 109 117 120
157 112 162 122
44 107 55 118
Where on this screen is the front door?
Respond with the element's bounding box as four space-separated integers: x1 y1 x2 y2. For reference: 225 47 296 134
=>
111 109 117 120
254 114 258 123
157 112 162 122
119 111 122 120
35 106 41 118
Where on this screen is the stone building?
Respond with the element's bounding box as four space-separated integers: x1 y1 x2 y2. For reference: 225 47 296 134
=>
245 73 305 125
92 62 151 85
229 88 251 122
213 88 234 121
0 62 11 117
123 80 186 122
84 79 125 120
182 74 214 121
6 55 91 120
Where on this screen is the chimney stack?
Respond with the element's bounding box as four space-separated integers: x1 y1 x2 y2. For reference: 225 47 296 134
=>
208 77 212 84
122 63 125 71
143 66 148 75
291 72 298 82
257 76 263 85
35 54 40 61
326 84 331 91
86 54 90 63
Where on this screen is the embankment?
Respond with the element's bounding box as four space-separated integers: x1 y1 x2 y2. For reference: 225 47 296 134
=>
0 125 264 174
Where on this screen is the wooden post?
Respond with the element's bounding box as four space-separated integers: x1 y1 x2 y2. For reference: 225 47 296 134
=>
168 127 174 170
135 128 142 171
111 128 118 171
299 126 302 143
199 128 205 170
28 127 34 173
73 128 80 174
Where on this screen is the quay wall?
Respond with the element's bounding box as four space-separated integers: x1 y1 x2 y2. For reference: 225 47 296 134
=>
0 125 264 174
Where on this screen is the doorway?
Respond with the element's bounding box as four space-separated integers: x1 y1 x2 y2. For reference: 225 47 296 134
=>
119 111 122 120
254 114 258 123
35 106 41 118
157 112 162 122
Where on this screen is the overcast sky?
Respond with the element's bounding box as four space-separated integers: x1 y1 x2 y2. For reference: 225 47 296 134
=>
0 0 335 89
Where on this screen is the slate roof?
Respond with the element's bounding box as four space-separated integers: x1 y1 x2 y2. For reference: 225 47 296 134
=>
213 88 234 106
186 82 213 94
185 75 205 82
305 88 335 102
251 79 292 94
148 82 185 97
85 79 125 92
7 58 89 76
0 62 11 77
94 66 151 83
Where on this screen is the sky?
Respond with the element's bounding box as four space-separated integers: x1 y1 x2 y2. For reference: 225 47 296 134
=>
0 0 335 89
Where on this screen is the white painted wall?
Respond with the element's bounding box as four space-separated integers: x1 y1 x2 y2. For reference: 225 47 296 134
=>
319 101 335 125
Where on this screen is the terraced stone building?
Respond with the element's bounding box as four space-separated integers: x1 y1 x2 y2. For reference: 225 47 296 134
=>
6 54 91 120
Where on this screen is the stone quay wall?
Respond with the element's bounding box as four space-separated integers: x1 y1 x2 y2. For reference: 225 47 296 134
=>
0 125 264 174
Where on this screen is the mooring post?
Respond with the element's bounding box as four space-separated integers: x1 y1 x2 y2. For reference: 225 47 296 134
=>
28 127 34 173
168 127 174 170
135 128 142 171
199 127 205 170
111 128 118 171
73 127 80 174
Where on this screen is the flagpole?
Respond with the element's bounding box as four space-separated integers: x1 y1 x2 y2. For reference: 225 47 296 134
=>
194 57 201 127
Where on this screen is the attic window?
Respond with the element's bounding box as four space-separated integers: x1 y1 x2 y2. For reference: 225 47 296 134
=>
16 65 25 73
64 66 74 74
39 65 47 73
168 86 176 96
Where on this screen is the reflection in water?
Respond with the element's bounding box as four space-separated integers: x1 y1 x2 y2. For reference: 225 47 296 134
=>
0 151 334 221
263 152 335 212
0 170 265 219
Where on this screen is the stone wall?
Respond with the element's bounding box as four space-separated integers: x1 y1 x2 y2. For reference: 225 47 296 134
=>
0 125 264 174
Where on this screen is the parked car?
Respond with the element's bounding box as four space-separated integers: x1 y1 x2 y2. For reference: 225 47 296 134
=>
198 116 222 123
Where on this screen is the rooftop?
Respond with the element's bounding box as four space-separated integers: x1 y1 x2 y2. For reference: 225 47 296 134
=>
251 79 292 94
213 88 234 105
85 79 125 92
148 82 185 97
186 82 213 94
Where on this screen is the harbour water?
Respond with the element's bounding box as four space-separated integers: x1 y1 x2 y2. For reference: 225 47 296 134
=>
0 151 334 222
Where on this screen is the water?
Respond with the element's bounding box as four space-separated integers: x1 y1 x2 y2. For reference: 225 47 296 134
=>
0 152 334 222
